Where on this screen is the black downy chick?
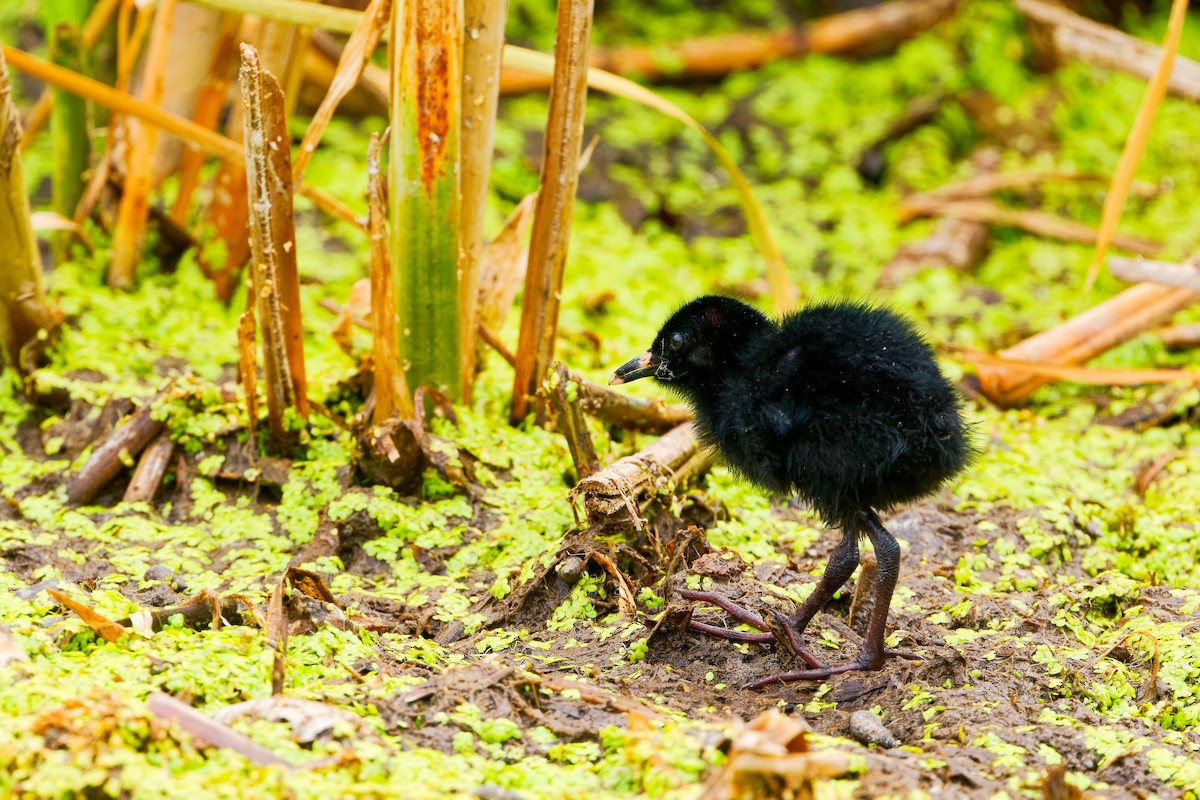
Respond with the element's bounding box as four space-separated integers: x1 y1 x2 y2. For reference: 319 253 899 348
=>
610 295 972 688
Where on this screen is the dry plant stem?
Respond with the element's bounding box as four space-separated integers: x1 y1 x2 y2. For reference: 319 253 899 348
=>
1083 0 1189 291
548 362 599 478
575 422 708 526
292 0 390 183
147 693 295 768
0 48 360 230
878 216 987 288
1015 0 1200 104
367 130 412 422
122 431 175 503
149 3 224 186
0 49 55 370
975 283 1200 406
241 44 308 449
477 322 516 367
46 589 126 642
501 0 960 91
459 0 509 401
907 198 1160 257
1109 256 1200 291
389 0 463 397
20 0 119 149
237 309 259 451
171 12 242 225
267 579 287 695
1158 323 1200 352
66 395 165 506
509 0 594 424
109 0 176 289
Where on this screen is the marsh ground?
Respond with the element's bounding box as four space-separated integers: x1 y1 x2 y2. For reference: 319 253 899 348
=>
3 2 1200 797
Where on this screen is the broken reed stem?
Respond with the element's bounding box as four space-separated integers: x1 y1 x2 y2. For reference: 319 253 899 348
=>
237 309 259 449
66 396 165 506
122 431 175 503
547 362 599 479
109 0 176 289
240 43 308 450
975 282 1200 406
509 0 594 424
0 48 55 371
389 0 463 398
459 0 509 402
1083 0 1189 291
267 579 287 695
574 422 709 527
367 130 413 422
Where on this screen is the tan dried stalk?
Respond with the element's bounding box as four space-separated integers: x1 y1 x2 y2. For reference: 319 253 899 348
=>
509 0 594 423
458 0 509 400
109 0 176 288
0 48 55 370
241 43 308 449
367 130 412 422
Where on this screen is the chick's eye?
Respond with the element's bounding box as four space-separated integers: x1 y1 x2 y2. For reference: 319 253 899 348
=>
669 332 684 352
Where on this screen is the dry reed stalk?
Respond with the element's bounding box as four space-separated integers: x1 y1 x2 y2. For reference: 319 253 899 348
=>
509 0 594 423
241 43 308 449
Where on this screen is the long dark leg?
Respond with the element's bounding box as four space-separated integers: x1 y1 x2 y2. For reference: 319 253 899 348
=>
677 523 860 669
855 509 898 669
744 509 919 689
769 524 860 658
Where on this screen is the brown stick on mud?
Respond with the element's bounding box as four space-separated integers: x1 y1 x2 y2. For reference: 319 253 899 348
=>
1015 0 1200 104
147 693 295 768
241 43 308 449
901 198 1161 257
574 422 709 527
547 362 600 479
499 0 961 93
122 431 175 503
67 397 165 506
976 282 1200 406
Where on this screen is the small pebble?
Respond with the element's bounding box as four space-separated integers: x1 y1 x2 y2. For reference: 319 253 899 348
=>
144 565 187 592
848 710 899 749
555 555 587 584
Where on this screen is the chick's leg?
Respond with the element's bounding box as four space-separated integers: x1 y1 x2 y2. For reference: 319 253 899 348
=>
743 510 921 689
677 526 859 670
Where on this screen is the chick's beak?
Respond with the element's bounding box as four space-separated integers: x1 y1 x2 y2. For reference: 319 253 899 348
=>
609 351 661 385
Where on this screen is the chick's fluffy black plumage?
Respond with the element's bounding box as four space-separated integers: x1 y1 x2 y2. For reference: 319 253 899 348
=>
641 295 971 526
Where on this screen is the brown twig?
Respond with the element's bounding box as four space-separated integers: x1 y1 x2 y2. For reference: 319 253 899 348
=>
902 197 1161 257
267 578 287 695
67 394 166 506
546 362 599 479
122 431 175 503
499 0 961 93
1157 323 1200 352
1108 255 1200 291
147 693 295 768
